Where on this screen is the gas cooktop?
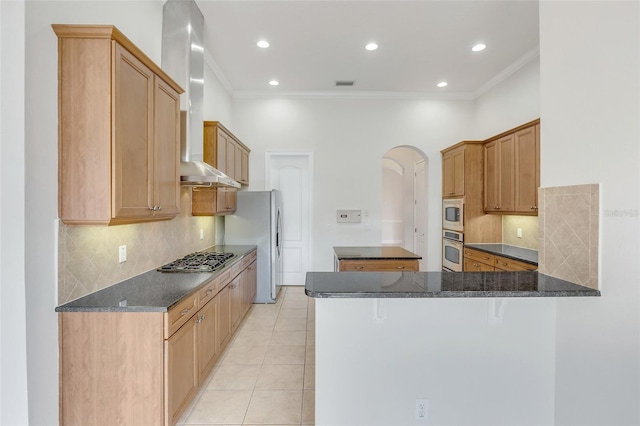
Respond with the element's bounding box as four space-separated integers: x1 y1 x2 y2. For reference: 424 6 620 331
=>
158 252 236 273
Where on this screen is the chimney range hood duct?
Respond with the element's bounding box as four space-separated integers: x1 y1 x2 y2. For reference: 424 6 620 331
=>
162 0 240 188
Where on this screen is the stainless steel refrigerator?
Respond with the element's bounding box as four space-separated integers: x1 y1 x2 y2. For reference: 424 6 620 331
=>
224 190 283 303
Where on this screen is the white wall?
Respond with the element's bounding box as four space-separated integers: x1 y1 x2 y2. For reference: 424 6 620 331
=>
232 97 475 271
1 1 29 424
203 61 233 126
24 2 164 424
539 2 640 424
474 56 541 139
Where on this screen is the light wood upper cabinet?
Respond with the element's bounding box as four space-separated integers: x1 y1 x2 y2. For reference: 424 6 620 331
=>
53 24 183 225
442 146 465 197
484 120 540 215
484 134 515 212
514 124 540 213
191 187 237 216
203 121 250 185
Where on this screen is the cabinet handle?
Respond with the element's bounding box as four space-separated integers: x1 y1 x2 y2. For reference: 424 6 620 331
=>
396 266 406 269
499 261 508 266
206 289 214 295
180 307 191 316
149 206 156 211
157 205 162 211
355 266 364 270
448 192 454 195
483 257 490 260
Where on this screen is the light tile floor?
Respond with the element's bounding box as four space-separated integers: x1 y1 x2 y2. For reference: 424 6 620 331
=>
178 285 315 426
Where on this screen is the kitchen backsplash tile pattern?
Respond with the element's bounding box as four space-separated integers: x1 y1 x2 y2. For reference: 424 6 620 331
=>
502 215 539 249
58 187 217 304
538 184 599 289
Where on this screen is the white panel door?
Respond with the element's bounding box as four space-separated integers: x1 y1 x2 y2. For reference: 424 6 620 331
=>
414 159 427 270
267 153 312 285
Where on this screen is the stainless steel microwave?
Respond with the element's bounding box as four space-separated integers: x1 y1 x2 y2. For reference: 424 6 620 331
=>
442 198 463 231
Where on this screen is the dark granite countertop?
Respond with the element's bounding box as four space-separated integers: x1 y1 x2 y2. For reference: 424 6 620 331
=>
305 271 600 298
464 243 538 265
55 245 257 313
334 246 421 260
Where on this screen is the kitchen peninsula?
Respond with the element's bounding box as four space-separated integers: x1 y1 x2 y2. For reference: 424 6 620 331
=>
333 246 421 271
306 271 599 425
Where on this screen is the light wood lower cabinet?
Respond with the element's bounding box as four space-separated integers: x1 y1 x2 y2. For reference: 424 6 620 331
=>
166 314 198 425
59 249 257 426
337 259 419 272
463 247 536 272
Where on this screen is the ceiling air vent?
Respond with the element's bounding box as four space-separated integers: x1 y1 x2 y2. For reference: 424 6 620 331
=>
335 80 355 87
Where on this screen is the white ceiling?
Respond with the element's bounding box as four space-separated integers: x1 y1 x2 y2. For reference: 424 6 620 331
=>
196 0 539 98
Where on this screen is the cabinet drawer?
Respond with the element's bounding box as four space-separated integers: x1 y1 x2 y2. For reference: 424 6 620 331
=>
198 278 219 307
242 250 257 268
165 293 198 338
464 258 494 272
463 248 495 266
340 260 418 272
494 255 537 272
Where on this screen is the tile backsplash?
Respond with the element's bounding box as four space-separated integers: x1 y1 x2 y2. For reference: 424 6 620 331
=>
538 184 599 289
58 187 217 304
503 215 539 249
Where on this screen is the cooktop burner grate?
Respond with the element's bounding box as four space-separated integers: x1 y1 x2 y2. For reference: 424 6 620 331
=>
158 252 235 273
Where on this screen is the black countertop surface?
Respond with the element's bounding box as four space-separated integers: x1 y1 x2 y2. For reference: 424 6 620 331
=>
55 245 257 312
334 246 421 260
464 243 538 265
305 271 600 298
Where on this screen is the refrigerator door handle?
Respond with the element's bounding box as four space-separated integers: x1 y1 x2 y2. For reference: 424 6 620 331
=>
276 209 282 257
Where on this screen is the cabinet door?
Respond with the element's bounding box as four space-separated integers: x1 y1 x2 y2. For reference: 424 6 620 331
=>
113 43 154 219
442 147 464 197
246 260 257 307
153 77 181 218
498 134 515 212
230 276 243 333
165 317 198 425
226 139 236 180
216 189 237 214
241 149 250 185
464 258 494 272
197 297 219 384
484 140 499 212
235 145 243 183
216 128 228 175
217 284 232 351
514 124 540 213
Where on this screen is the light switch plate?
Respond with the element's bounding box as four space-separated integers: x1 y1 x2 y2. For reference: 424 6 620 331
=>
336 209 362 223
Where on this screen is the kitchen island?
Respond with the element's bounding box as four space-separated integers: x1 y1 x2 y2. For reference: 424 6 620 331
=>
333 246 421 271
306 271 598 425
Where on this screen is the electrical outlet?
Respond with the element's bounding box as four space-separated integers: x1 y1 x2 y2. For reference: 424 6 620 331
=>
199 229 204 240
118 245 127 263
517 227 523 238
415 399 428 421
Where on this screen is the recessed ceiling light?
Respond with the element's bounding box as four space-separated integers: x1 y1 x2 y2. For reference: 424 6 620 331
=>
269 80 279 86
365 42 378 51
437 81 448 88
472 43 486 52
257 40 270 48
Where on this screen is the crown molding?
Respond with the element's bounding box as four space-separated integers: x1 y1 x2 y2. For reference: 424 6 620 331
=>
474 46 540 98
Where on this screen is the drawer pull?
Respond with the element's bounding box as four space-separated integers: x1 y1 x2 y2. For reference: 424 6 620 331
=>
499 261 508 266
355 266 364 270
180 307 192 316
483 257 490 260
206 289 214 295
396 266 405 269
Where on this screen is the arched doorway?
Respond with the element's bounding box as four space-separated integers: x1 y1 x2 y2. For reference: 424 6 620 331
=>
381 146 428 270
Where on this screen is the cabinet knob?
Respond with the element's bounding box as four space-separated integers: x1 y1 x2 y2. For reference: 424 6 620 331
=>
157 205 162 211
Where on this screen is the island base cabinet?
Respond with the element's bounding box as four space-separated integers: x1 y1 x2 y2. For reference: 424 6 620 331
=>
59 312 165 426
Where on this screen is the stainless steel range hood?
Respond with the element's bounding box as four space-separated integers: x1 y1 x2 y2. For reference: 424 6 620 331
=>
162 0 240 188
